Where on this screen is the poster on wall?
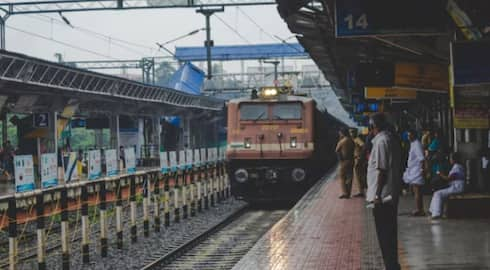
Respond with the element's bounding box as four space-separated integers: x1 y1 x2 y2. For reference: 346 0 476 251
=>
194 149 201 167
454 97 489 129
160 152 169 173
125 147 136 174
105 149 118 177
14 155 35 192
208 148 217 163
178 150 186 169
186 149 193 169
64 152 79 182
88 150 102 180
200 148 207 165
41 153 58 188
169 151 178 172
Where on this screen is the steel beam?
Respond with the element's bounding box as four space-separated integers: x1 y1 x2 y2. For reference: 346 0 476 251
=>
0 50 223 110
0 0 275 15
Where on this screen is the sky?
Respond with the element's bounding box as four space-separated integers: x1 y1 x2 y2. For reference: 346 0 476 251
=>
5 5 294 62
4 3 355 126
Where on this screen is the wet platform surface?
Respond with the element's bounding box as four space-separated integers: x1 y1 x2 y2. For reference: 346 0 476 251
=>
233 169 490 270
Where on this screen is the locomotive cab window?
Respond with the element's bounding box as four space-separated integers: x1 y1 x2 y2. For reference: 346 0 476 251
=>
239 103 268 121
272 103 302 120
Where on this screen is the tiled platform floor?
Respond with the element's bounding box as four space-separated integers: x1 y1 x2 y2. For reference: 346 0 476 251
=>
233 169 490 270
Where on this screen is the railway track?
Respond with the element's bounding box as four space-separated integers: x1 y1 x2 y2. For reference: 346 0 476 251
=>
141 207 288 270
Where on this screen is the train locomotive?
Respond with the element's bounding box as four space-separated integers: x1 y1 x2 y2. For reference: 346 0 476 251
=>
226 86 346 201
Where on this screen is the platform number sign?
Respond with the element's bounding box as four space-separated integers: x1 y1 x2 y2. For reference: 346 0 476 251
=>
33 113 49 128
335 0 447 37
343 14 368 31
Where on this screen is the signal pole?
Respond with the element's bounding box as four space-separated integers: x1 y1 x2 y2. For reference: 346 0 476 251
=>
197 7 224 80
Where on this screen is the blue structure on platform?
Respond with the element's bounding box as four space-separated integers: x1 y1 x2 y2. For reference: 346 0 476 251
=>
167 62 205 95
175 43 307 61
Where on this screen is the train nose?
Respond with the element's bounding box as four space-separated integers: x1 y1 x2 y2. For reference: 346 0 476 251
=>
234 169 249 183
291 168 306 182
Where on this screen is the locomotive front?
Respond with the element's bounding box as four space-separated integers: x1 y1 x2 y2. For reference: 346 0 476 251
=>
226 87 316 200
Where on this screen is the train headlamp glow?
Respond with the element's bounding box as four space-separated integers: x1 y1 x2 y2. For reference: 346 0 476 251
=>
262 88 278 96
244 137 252 148
290 137 297 148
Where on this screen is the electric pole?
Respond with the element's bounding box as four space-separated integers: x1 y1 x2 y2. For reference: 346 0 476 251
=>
196 7 224 80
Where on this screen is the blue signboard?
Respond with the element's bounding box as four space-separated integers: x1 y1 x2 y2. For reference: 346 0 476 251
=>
335 0 447 37
452 41 490 86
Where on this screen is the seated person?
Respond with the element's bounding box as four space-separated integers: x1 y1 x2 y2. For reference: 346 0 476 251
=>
430 151 450 191
429 152 465 219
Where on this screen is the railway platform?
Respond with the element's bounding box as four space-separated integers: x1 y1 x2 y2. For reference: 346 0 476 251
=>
233 168 490 270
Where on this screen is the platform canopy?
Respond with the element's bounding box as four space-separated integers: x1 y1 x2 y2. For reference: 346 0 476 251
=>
175 43 308 62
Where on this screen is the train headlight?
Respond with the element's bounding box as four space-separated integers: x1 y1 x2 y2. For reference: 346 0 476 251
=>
291 168 306 182
244 137 252 149
263 88 278 96
234 169 249 183
290 137 297 148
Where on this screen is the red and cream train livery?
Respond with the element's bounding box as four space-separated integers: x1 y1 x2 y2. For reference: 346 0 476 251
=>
226 87 345 201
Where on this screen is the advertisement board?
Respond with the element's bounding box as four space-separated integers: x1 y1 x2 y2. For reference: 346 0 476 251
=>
88 150 102 180
41 153 58 188
160 152 169 173
454 97 489 129
365 87 417 100
452 41 490 86
125 147 136 174
14 155 35 192
105 149 118 176
394 63 449 91
169 151 178 172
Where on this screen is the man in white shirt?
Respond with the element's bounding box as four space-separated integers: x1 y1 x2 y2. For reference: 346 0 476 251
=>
366 113 401 270
403 130 425 216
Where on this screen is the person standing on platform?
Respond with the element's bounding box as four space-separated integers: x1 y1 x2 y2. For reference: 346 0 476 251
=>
350 128 366 197
480 149 489 193
429 152 465 219
336 127 355 199
403 130 426 216
366 113 402 270
421 129 432 150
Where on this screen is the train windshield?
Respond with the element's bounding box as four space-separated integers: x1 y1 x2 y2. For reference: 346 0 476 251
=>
240 104 268 121
272 103 302 120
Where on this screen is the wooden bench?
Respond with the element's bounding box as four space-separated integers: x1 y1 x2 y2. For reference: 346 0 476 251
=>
446 193 490 218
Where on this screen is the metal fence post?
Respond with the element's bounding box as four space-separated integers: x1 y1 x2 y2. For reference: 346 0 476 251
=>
182 169 188 219
164 173 170 227
36 192 46 270
153 173 161 232
8 197 17 270
174 171 180 223
116 179 123 249
143 174 150 237
81 185 90 263
60 188 70 270
197 166 203 213
99 181 108 257
210 164 216 207
130 175 137 243
190 167 196 217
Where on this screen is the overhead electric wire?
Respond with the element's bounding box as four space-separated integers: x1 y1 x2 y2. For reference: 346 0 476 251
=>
0 0 156 57
213 13 252 44
29 14 155 56
236 7 277 42
7 25 120 60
